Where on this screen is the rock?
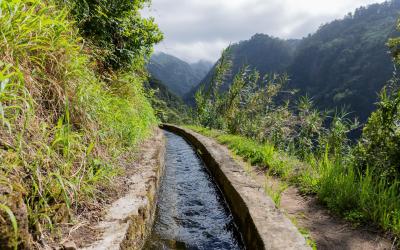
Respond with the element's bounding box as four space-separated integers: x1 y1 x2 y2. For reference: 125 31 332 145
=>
62 241 77 250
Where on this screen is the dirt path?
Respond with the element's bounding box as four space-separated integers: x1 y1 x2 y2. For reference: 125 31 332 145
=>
203 134 396 250
248 168 395 250
281 186 393 250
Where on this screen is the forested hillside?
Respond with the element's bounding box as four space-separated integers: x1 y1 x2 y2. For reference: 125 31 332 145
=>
185 34 299 103
148 52 212 97
188 0 400 121
192 17 400 239
145 77 192 124
190 60 215 79
290 0 400 121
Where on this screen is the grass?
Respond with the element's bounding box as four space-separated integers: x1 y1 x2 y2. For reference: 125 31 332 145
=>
187 125 400 240
0 204 18 250
186 125 304 181
0 0 157 248
290 216 317 250
263 175 288 206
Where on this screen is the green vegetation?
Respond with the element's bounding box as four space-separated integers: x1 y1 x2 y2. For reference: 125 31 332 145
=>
146 52 211 123
145 77 193 124
191 20 400 238
188 124 400 239
0 0 399 248
61 0 163 71
186 1 400 121
0 0 160 248
148 52 212 97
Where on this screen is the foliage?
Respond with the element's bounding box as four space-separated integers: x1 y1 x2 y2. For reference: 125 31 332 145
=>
289 1 399 122
186 34 298 105
188 125 400 238
145 77 193 124
354 81 400 180
388 13 400 65
194 50 358 159
195 49 232 129
61 0 163 71
0 0 157 247
192 18 400 236
187 1 400 122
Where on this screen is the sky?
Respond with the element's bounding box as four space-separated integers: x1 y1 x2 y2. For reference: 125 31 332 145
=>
143 0 387 63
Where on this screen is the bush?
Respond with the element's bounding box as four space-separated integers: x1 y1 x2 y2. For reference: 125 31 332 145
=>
354 84 400 180
62 0 163 71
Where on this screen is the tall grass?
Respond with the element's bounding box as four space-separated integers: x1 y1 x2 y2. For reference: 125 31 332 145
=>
0 0 157 247
318 157 400 234
188 125 400 237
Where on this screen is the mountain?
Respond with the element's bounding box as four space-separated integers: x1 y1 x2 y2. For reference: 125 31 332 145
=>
147 52 213 97
186 34 299 101
289 1 399 121
186 0 400 121
190 60 215 79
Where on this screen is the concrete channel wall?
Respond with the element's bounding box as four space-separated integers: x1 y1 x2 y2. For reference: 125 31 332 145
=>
80 129 166 250
161 124 310 250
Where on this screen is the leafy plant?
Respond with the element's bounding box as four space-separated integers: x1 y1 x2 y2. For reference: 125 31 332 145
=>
61 0 163 71
0 0 158 247
354 83 400 181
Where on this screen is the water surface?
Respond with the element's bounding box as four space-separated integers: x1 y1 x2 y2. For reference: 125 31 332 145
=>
144 131 244 250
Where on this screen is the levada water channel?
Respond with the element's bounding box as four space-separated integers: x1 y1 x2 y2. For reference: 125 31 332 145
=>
144 131 245 249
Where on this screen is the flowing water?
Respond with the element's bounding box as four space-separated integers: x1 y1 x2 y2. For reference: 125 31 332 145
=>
144 131 244 250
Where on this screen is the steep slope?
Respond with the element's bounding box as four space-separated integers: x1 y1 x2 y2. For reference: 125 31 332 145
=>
147 52 212 97
0 0 158 248
289 1 399 121
191 60 215 79
145 77 192 124
186 0 400 121
185 34 299 103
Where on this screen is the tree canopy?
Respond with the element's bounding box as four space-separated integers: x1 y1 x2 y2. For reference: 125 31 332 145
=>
64 0 163 71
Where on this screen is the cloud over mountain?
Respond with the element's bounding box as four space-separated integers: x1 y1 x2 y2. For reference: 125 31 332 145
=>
144 0 385 62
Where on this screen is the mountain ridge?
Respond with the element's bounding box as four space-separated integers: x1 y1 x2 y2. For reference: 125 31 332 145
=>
185 0 400 121
147 52 213 97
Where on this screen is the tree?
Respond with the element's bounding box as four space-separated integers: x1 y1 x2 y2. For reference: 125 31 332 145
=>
63 0 163 71
389 19 400 65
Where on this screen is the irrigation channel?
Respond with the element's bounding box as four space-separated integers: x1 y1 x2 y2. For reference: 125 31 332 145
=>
144 131 245 249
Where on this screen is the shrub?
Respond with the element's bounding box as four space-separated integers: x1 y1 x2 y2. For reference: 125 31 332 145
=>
62 0 163 71
354 84 400 181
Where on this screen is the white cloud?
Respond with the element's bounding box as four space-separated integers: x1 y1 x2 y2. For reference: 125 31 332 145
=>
154 40 228 63
144 0 387 62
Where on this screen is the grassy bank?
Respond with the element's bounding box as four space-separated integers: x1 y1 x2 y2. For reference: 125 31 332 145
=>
0 0 157 248
186 125 400 239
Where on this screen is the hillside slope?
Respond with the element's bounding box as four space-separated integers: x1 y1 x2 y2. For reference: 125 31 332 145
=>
289 0 399 121
185 34 299 103
145 77 192 124
0 0 160 248
186 0 400 121
147 52 212 97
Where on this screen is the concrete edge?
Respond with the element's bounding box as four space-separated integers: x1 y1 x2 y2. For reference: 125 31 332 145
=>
160 124 311 250
80 128 166 250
